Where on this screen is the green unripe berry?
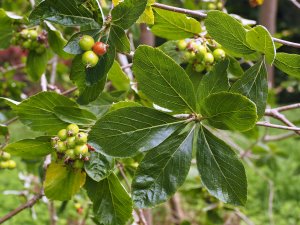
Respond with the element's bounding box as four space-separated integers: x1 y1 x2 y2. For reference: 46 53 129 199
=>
56 141 67 153
74 144 89 156
7 160 16 169
28 30 38 40
177 40 188 51
213 48 226 61
67 124 80 136
0 161 8 169
1 152 11 161
57 129 68 141
66 136 76 148
73 160 84 169
82 51 99 68
204 52 215 64
208 3 217 10
194 63 206 73
51 137 59 147
195 45 207 60
22 40 32 49
79 35 95 51
65 149 76 160
20 29 29 38
75 132 88 145
183 51 196 63
217 2 223 9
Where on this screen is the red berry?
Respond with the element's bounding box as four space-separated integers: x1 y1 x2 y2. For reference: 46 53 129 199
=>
92 42 107 56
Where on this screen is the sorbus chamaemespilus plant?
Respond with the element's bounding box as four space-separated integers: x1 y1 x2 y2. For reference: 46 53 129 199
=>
79 35 95 51
0 151 17 170
51 124 91 169
82 50 99 68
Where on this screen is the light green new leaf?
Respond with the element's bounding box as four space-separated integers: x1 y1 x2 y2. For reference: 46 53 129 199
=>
85 173 133 225
197 59 230 105
205 11 255 56
274 53 300 78
246 25 276 64
111 0 147 29
151 8 201 40
4 136 53 159
16 92 77 134
29 0 100 28
54 106 97 125
231 58 268 119
132 126 194 208
201 92 257 132
84 151 114 182
26 50 49 81
196 126 247 205
107 61 130 91
88 107 185 157
109 25 130 53
44 162 86 201
133 46 196 113
137 5 154 24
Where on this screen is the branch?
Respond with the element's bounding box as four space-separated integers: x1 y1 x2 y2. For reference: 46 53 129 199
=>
0 190 44 224
151 3 300 49
263 132 296 142
61 87 78 95
274 103 300 112
290 0 300 9
256 121 300 131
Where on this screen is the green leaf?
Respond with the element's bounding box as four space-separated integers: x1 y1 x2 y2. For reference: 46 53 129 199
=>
44 162 86 201
0 9 13 49
158 40 186 64
0 124 8 136
205 11 255 56
246 25 276 64
109 25 130 53
107 61 130 91
151 8 201 40
111 0 147 29
137 4 155 25
0 97 20 109
227 56 244 77
16 92 77 134
197 60 230 105
46 24 72 58
274 53 300 78
196 126 247 206
88 107 185 157
70 44 116 104
85 173 132 225
201 92 257 132
29 0 99 28
26 50 48 81
133 46 196 113
4 136 53 159
64 29 101 55
132 125 194 208
54 106 97 125
230 58 268 119
109 101 141 112
84 151 114 182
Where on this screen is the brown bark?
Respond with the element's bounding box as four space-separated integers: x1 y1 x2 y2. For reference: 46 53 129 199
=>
259 0 278 88
140 24 155 47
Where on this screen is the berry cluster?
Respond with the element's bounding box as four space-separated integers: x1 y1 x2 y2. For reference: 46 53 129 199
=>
177 39 226 73
51 124 91 169
0 151 16 170
207 0 224 10
79 35 108 68
12 29 47 54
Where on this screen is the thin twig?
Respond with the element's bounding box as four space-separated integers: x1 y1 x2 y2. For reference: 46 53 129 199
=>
151 3 300 49
50 55 58 85
4 117 18 126
234 209 255 225
40 74 48 92
263 132 296 142
289 0 300 9
275 103 300 112
256 121 300 131
0 190 44 224
62 87 78 95
0 64 25 74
